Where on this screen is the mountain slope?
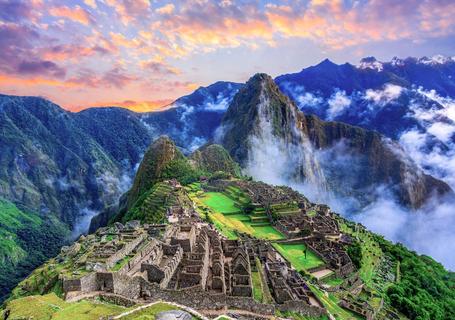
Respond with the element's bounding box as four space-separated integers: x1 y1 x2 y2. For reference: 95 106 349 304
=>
275 56 455 190
126 136 185 208
0 198 69 302
4 141 454 320
220 73 452 209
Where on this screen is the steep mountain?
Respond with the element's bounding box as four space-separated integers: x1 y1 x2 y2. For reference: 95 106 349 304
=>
0 95 147 226
220 74 452 209
0 95 155 302
275 56 455 189
0 198 69 302
126 136 185 208
74 107 153 167
91 138 241 228
3 140 454 320
189 143 241 176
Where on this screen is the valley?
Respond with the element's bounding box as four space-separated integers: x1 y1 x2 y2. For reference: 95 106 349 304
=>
0 56 455 319
2 138 453 320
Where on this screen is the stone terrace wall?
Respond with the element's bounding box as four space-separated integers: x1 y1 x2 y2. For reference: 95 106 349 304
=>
140 280 275 315
118 239 159 275
113 273 142 298
106 234 145 269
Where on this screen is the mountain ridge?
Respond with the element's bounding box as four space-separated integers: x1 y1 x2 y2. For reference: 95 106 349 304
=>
219 73 453 209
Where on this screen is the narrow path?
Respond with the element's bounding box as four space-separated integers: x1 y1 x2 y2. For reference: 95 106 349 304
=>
200 308 276 319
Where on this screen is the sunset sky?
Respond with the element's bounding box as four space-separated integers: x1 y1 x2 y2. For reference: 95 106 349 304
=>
1 0 455 112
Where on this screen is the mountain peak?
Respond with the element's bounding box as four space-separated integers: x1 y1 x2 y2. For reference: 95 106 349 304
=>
316 58 337 68
127 135 184 207
247 73 274 85
220 74 301 164
358 56 383 71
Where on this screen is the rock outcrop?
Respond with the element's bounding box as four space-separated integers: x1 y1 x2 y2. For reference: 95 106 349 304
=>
220 74 452 209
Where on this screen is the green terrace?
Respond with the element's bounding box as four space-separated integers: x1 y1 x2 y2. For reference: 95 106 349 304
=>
124 182 178 224
272 243 325 272
193 184 285 240
1 293 200 320
270 202 301 218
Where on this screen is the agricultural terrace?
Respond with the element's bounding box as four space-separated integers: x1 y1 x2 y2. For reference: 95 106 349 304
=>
2 293 201 320
308 285 364 320
194 185 285 240
272 243 325 271
338 220 382 287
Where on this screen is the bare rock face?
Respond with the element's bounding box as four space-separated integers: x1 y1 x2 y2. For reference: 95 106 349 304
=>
220 73 453 210
156 310 192 320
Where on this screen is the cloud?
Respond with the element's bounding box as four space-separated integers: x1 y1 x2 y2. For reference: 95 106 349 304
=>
398 89 455 188
76 99 172 112
327 90 351 119
40 44 111 61
0 0 37 22
156 3 175 15
364 84 404 105
279 83 324 110
238 83 455 269
101 67 137 88
355 189 455 270
105 0 151 25
84 0 97 9
17 59 66 78
49 5 94 25
141 60 181 75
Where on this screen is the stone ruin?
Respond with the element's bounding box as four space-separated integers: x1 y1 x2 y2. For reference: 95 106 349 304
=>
61 210 326 318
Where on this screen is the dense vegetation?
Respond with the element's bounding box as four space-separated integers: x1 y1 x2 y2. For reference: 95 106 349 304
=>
0 199 69 302
373 235 455 320
346 240 363 269
162 158 207 185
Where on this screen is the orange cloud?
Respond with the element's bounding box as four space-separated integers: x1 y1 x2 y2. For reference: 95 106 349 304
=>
0 74 79 88
110 32 142 48
156 3 175 15
49 5 92 25
73 99 173 112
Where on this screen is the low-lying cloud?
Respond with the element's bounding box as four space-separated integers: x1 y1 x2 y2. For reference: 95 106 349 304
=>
240 90 455 270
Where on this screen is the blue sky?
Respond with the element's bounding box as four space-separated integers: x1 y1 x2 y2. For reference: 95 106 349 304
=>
1 0 454 111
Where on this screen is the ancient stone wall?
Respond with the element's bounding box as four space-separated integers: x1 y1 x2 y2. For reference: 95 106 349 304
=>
113 273 142 299
106 234 145 269
140 280 275 315
118 239 159 275
63 278 81 292
99 293 137 307
80 272 98 292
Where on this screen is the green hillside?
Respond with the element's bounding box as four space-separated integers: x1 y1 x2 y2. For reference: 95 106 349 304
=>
0 199 69 302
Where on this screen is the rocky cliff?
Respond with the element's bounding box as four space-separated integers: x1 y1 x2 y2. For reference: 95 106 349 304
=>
220 74 452 209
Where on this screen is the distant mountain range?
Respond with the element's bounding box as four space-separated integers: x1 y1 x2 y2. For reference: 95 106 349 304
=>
1 55 455 297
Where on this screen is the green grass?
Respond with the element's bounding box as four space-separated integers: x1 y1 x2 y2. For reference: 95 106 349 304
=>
111 255 132 271
339 221 382 287
251 271 263 302
272 243 324 271
244 223 285 240
322 277 344 287
201 192 284 240
200 192 241 214
276 310 329 320
309 285 363 320
4 293 132 320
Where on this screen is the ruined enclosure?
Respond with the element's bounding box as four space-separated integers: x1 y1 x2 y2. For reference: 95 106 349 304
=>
56 179 370 318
